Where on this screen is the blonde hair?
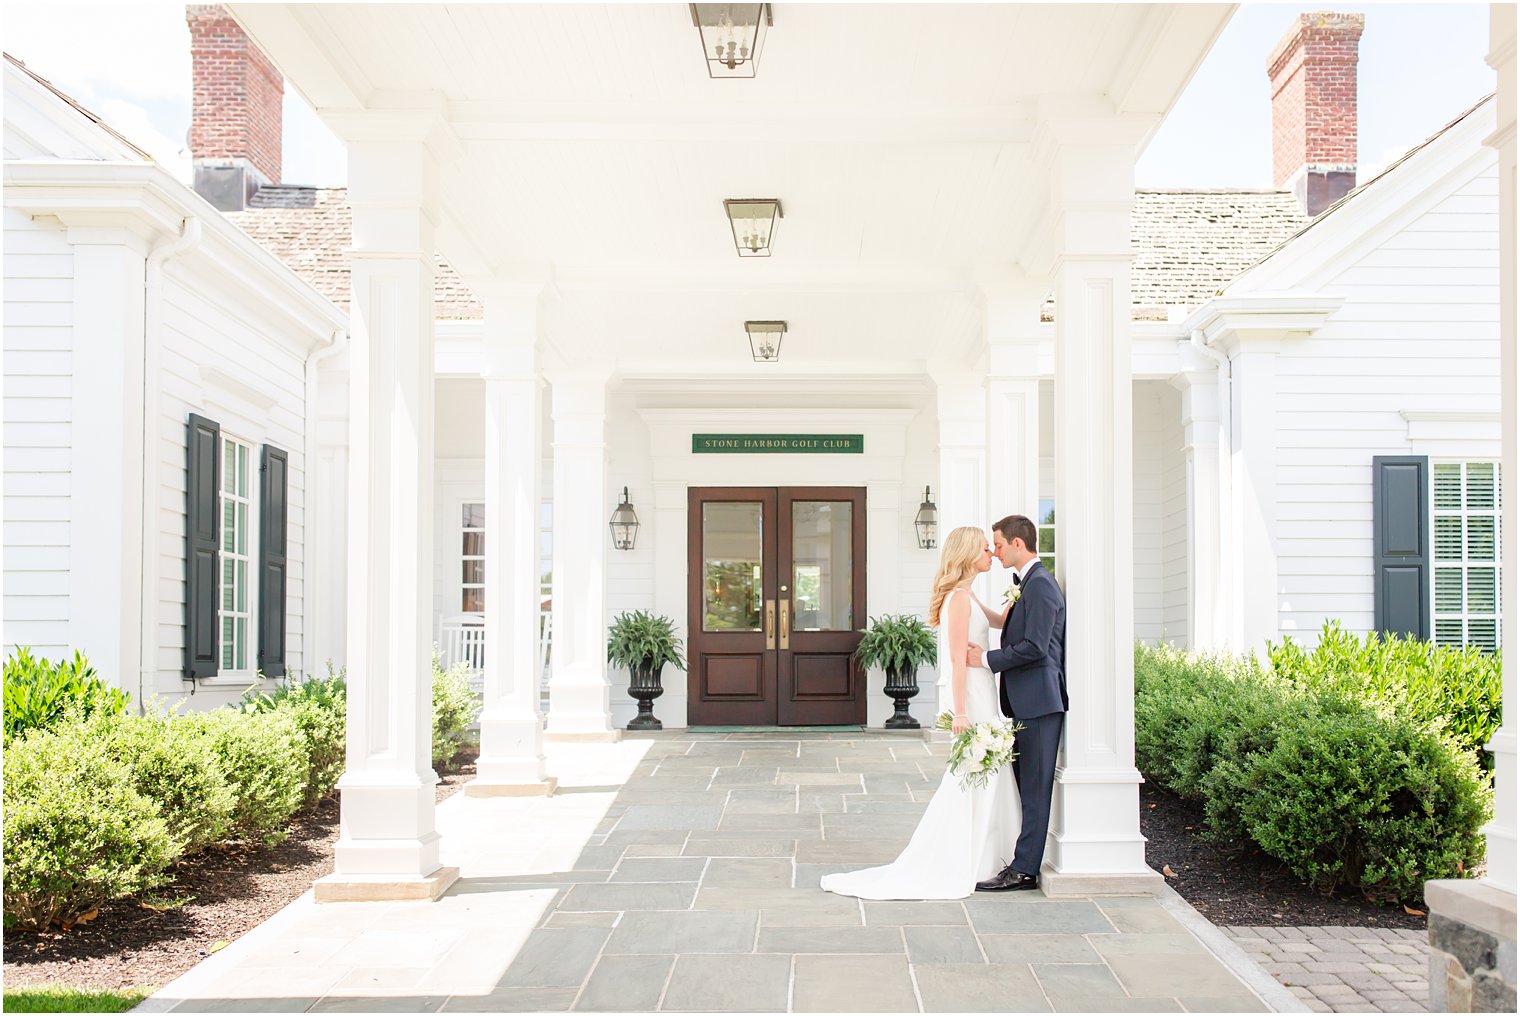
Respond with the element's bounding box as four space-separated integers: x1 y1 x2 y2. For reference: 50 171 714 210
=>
928 526 986 627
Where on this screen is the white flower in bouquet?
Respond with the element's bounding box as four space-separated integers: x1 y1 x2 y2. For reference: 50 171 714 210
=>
933 712 1023 791
1001 583 1021 607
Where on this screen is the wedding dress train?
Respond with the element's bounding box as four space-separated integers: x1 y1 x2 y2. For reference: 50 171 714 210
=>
819 588 1021 900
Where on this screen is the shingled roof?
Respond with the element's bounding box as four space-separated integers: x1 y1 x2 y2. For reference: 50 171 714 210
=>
224 186 483 319
227 186 1306 324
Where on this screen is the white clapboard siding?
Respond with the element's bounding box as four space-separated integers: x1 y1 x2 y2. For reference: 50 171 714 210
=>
2 205 73 659
1272 161 1499 645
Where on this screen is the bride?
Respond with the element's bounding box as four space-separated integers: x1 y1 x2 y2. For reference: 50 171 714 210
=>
820 526 1021 900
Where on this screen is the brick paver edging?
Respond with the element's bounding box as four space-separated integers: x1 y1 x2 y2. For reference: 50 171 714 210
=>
1225 925 1431 1013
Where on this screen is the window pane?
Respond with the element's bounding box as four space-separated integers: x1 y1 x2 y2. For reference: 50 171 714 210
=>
462 560 485 584
702 502 762 631
462 531 484 556
237 444 249 497
462 503 485 529
1468 516 1496 561
462 587 484 612
1434 517 1462 561
222 501 236 551
1469 619 1498 654
1434 568 1463 613
222 571 235 611
1039 526 1057 556
1467 567 1497 613
1038 499 1056 527
221 617 234 667
236 560 247 612
792 501 852 631
234 616 246 670
1434 617 1464 647
222 440 235 493
236 502 248 555
1466 463 1496 511
1434 463 1463 510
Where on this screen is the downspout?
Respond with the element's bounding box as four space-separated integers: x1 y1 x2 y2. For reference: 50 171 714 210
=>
1190 326 1232 652
304 328 347 680
139 216 202 712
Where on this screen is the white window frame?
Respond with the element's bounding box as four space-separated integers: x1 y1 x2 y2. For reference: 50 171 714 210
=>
214 433 260 682
461 500 485 614
1430 459 1501 654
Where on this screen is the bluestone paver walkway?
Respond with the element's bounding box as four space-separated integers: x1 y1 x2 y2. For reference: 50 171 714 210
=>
1225 925 1431 1012
139 731 1290 1013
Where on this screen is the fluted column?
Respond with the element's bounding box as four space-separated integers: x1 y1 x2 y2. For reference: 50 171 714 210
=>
468 283 555 795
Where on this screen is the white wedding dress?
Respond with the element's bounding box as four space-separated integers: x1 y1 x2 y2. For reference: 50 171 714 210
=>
820 588 1021 900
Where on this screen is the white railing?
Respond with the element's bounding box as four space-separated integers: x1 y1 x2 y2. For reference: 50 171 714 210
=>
437 595 553 701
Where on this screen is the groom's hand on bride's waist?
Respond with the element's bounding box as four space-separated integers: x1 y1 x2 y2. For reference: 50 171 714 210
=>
966 645 983 668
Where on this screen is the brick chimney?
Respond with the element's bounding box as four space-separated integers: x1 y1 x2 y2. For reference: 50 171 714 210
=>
186 4 282 211
1267 11 1365 217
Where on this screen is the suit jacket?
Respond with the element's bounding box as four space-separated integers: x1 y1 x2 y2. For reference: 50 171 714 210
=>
985 560 1068 720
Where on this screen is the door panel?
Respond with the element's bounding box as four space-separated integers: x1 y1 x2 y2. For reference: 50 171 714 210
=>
688 486 865 726
688 488 777 725
777 489 866 725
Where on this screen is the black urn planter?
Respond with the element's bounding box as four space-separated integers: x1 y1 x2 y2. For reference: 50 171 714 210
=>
882 665 921 729
626 662 665 730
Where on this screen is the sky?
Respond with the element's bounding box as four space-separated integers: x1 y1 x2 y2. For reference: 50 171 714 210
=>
0 2 1498 191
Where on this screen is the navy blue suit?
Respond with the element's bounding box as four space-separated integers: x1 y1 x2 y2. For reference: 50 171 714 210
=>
984 560 1067 876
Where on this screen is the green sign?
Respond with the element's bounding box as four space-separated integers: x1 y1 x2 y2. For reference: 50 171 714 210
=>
692 433 864 454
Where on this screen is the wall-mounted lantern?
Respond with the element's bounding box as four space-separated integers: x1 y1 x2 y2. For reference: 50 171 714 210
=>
690 4 772 78
746 320 786 361
609 487 640 550
724 198 782 257
914 487 938 549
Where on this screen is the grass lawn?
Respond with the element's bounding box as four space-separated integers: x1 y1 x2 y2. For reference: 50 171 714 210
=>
2 985 151 1013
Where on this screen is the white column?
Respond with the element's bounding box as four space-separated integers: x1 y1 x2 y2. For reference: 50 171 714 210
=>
985 280 1046 524
932 368 989 534
1484 0 1517 898
544 370 619 741
1174 369 1225 650
66 228 148 697
315 135 456 902
1044 140 1162 894
469 285 555 795
1224 339 1281 655
652 480 688 726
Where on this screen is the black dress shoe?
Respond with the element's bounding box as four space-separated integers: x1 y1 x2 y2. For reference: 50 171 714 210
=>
975 867 1039 892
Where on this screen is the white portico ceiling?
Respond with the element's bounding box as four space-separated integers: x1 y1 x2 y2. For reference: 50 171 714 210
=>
230 3 1234 374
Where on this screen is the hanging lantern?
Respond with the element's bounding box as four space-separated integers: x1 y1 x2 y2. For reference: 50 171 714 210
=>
609 487 640 550
690 4 772 79
914 487 938 549
724 198 782 257
746 320 786 361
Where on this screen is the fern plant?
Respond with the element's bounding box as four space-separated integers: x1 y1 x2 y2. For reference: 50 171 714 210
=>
853 614 937 676
606 610 686 671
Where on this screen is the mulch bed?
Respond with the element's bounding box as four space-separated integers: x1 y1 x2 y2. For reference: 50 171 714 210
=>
1139 781 1425 930
3 744 479 995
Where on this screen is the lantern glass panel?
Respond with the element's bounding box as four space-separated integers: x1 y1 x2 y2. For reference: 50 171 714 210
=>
691 4 770 79
746 321 786 362
724 199 781 257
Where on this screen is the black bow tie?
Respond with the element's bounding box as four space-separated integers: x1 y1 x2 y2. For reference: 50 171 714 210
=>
1011 572 1022 587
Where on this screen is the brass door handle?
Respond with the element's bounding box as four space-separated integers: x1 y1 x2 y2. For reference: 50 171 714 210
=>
765 600 776 650
780 599 791 649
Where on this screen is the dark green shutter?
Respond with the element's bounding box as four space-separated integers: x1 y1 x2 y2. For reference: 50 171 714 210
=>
184 414 221 679
1373 455 1429 639
257 444 288 678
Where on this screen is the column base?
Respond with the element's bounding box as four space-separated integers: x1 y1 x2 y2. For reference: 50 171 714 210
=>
1039 862 1166 897
313 866 460 903
464 776 558 797
545 730 623 743
1425 879 1518 1013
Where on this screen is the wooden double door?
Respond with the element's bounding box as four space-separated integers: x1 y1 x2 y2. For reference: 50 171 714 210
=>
687 487 867 726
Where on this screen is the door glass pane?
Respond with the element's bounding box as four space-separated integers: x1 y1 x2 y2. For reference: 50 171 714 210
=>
703 503 762 631
792 501 852 631
462 559 484 584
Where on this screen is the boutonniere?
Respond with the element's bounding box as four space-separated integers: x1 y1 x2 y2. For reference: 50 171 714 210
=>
1001 583 1021 607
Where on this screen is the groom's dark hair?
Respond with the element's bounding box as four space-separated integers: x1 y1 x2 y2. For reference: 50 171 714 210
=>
993 514 1038 553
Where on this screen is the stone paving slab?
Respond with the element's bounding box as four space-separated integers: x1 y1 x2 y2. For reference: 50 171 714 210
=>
139 733 1283 1014
1226 925 1431 1013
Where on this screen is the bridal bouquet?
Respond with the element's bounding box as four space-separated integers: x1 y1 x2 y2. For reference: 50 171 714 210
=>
933 712 1021 790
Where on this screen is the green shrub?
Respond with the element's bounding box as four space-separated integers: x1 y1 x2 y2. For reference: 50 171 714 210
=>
3 647 127 739
1135 640 1492 903
2 720 177 930
431 648 479 767
1267 621 1502 763
181 707 309 843
1236 707 1490 902
107 712 235 854
241 667 347 809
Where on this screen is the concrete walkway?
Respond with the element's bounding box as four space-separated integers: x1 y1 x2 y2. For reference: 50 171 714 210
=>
1225 926 1431 1013
139 731 1288 1013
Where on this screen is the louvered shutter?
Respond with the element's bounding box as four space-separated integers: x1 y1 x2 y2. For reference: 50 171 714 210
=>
185 414 221 678
1372 455 1429 639
257 444 288 678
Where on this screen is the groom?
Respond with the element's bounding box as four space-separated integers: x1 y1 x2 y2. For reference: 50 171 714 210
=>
966 514 1067 892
